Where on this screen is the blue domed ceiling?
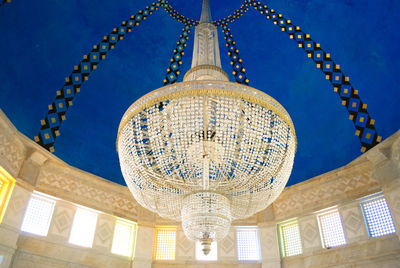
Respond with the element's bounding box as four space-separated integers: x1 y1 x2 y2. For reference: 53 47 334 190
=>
0 0 399 186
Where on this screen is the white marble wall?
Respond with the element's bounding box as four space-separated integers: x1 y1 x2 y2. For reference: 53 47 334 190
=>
0 111 399 268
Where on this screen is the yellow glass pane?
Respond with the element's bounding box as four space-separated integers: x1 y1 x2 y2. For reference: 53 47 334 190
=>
0 166 16 224
153 227 177 260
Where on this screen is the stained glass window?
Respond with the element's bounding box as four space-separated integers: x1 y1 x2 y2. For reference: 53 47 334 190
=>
153 227 177 260
111 218 136 256
0 166 16 224
278 219 302 257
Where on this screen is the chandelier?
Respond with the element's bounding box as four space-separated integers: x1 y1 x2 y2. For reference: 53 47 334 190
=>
117 0 296 255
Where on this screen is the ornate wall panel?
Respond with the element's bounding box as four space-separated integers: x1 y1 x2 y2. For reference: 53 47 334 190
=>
0 113 26 177
175 229 194 260
93 214 116 250
272 161 379 220
48 200 76 239
35 162 142 222
299 215 321 252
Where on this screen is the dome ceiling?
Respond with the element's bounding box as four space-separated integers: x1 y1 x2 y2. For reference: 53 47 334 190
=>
0 0 399 186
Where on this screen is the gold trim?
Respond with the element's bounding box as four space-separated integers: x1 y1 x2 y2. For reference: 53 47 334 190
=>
117 80 296 149
182 212 231 221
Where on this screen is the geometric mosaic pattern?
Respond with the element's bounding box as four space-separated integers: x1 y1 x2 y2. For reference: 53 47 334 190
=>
164 4 197 26
35 0 381 154
163 25 195 85
250 0 381 152
217 24 250 85
35 0 166 152
214 1 250 25
162 4 198 85
212 2 251 86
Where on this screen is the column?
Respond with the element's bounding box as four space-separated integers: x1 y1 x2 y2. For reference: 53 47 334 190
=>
132 225 154 268
258 222 281 268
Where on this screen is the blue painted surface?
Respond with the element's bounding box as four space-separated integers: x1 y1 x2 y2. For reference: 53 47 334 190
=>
0 0 399 186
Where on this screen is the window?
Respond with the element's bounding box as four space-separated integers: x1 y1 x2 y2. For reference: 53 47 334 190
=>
0 166 16 224
111 218 137 257
153 226 177 260
236 227 261 261
361 195 396 237
69 207 98 247
318 209 346 248
21 191 56 236
196 241 217 261
278 219 302 257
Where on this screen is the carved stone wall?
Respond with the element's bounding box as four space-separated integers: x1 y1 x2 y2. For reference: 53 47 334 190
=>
0 110 399 268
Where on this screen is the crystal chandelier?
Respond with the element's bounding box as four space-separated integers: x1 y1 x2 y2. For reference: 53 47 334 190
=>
117 0 296 254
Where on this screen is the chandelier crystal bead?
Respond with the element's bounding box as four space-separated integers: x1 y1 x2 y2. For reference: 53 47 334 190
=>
117 0 296 255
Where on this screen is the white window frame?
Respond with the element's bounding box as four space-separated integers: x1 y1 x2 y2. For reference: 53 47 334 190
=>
317 208 347 249
20 191 57 236
278 218 303 257
235 226 261 261
360 193 396 238
153 226 177 261
111 218 137 257
69 206 99 248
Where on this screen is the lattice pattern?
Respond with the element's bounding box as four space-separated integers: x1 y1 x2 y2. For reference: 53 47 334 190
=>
154 227 177 260
361 196 396 238
69 207 98 247
279 220 302 257
111 218 136 256
250 0 381 152
164 25 194 85
34 0 165 152
21 192 56 236
318 210 346 248
236 227 261 261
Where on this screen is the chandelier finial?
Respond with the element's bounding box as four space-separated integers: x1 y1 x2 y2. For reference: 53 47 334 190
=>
185 0 227 81
200 0 212 23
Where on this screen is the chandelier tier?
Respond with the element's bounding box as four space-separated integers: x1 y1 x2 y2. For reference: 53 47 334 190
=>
117 0 296 254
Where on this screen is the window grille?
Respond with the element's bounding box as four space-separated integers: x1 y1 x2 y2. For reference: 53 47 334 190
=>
318 209 346 248
361 196 396 237
278 219 303 257
236 227 261 261
21 192 56 236
153 227 177 260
